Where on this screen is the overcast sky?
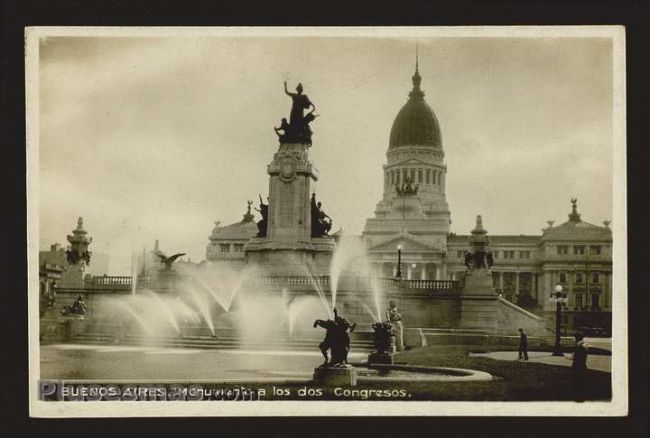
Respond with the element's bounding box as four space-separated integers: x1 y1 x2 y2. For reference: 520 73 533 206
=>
37 35 614 275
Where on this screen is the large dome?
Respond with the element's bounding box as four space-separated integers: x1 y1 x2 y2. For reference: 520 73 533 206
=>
388 67 442 149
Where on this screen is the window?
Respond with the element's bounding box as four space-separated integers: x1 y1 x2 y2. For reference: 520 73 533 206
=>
410 168 415 182
493 251 499 259
575 294 583 310
590 245 601 255
457 250 463 258
437 171 442 185
418 169 423 183
559 272 567 283
395 170 400 185
576 273 583 283
592 272 600 284
402 169 408 183
591 294 600 310
519 251 530 259
503 250 515 259
557 245 568 255
574 245 585 255
432 170 437 184
426 169 431 184
233 243 244 252
219 244 231 253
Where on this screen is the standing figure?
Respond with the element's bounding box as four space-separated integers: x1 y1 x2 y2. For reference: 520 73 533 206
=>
330 308 357 367
313 317 336 366
284 81 315 130
255 194 269 238
386 301 404 352
518 328 528 361
572 332 589 402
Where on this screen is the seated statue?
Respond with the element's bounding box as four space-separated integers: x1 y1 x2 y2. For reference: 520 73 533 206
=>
273 118 291 142
61 294 87 317
310 193 333 237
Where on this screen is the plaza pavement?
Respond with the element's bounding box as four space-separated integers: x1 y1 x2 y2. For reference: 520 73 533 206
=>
469 338 612 373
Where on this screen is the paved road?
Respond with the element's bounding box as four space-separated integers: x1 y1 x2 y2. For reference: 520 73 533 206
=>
470 350 611 373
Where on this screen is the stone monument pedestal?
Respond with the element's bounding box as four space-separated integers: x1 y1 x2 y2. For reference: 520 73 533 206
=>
313 366 358 386
459 270 498 331
245 140 334 276
367 352 394 365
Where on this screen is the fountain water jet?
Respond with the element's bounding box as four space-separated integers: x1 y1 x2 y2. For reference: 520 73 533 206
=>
186 286 215 336
301 262 333 319
143 290 181 335
115 299 154 336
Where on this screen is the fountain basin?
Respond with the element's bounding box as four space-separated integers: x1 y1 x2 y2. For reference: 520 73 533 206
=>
353 364 493 383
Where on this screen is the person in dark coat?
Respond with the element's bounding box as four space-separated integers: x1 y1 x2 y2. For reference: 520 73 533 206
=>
518 328 528 360
572 332 589 402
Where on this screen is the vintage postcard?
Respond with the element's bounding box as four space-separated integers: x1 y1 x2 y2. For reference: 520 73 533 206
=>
27 26 627 417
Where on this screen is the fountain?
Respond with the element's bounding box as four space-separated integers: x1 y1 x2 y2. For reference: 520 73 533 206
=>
42 80 499 388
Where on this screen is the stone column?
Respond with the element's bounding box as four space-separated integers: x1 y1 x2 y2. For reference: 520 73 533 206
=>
603 272 609 308
421 266 427 280
407 264 412 280
515 272 520 297
499 272 504 295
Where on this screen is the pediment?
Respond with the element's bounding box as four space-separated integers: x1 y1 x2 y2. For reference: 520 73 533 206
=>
367 233 440 253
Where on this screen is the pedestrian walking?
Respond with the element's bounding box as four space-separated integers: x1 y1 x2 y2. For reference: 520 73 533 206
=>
572 332 589 402
518 328 528 360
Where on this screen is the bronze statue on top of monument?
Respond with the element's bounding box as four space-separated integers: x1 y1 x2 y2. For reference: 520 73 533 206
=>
274 81 319 146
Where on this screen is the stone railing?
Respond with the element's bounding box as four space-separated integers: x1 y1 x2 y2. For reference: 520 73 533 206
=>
86 276 132 288
83 274 461 294
255 275 461 293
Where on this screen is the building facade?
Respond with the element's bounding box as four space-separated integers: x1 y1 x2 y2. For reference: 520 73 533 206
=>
204 58 613 333
359 61 612 333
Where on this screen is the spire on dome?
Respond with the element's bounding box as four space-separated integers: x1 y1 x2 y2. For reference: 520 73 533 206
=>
409 44 424 100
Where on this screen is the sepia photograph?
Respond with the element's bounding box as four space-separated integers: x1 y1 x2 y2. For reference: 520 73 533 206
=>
26 26 627 417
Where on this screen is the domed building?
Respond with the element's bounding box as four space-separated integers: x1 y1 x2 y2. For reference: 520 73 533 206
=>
362 58 451 281
361 57 612 334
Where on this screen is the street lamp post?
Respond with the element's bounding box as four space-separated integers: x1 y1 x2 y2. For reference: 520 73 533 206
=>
396 244 402 279
549 284 568 356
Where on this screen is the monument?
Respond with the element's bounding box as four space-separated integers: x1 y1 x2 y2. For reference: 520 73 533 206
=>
458 215 499 330
246 82 335 276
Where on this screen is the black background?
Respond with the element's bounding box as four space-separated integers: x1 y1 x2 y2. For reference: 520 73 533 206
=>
1 0 648 436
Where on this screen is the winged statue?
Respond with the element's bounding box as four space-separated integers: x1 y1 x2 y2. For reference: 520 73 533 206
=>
156 252 186 270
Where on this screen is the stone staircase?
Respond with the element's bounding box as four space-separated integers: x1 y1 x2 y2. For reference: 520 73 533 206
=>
70 332 375 351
